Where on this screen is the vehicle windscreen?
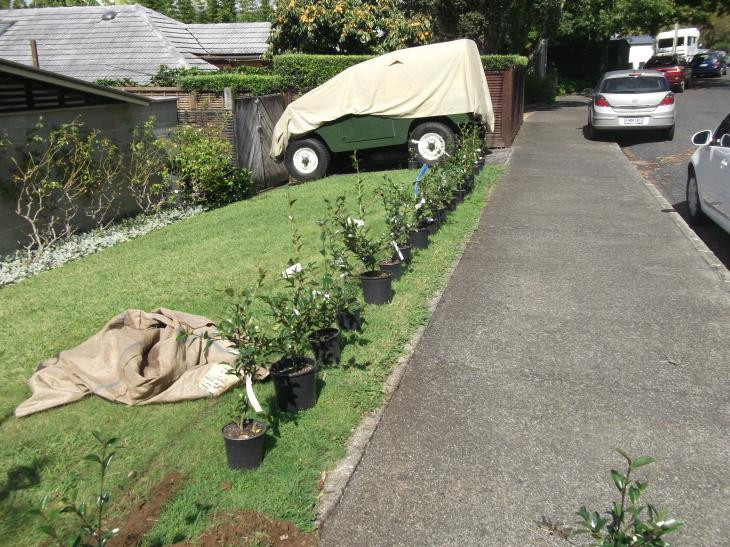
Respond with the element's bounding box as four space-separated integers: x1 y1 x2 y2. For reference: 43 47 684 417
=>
657 38 684 48
600 77 669 94
645 57 676 67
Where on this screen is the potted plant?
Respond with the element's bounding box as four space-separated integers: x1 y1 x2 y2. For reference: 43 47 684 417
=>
409 175 431 250
378 175 413 278
179 271 269 470
264 195 319 412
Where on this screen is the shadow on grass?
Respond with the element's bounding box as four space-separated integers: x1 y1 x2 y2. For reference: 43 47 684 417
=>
0 457 48 502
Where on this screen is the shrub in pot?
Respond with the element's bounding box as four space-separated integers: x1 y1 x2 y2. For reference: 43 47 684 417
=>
330 158 393 305
378 175 412 276
178 271 269 470
264 195 319 412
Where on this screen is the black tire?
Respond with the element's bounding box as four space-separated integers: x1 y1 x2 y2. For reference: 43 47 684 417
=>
685 76 691 89
586 121 595 140
284 138 330 181
409 121 455 166
676 80 685 93
686 169 707 225
664 124 675 141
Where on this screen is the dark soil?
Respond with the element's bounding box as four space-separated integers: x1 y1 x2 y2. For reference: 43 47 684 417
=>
270 357 315 377
109 472 184 546
186 510 318 547
378 258 401 266
360 270 391 280
222 420 266 441
307 327 339 343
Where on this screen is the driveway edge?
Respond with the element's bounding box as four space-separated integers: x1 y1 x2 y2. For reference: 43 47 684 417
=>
618 143 730 284
314 172 503 531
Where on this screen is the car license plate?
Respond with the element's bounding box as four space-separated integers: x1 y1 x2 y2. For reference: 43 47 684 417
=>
621 117 647 126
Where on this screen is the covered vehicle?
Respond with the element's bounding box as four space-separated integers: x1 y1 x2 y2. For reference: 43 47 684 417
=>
270 39 494 181
587 70 676 141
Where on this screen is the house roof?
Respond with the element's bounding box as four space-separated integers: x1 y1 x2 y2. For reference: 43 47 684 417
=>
186 22 271 56
0 5 271 84
0 56 152 114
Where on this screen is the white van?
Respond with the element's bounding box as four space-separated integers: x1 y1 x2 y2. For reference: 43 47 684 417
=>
655 28 701 58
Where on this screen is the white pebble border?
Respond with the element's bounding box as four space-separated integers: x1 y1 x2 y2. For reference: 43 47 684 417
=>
0 205 203 288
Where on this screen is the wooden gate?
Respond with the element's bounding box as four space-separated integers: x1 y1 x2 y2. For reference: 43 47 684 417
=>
234 94 289 191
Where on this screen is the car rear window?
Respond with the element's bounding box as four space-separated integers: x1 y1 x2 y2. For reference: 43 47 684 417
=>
692 54 709 62
645 56 677 67
600 76 669 94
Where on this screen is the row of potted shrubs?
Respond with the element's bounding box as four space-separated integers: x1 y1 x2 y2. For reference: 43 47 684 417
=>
193 126 488 471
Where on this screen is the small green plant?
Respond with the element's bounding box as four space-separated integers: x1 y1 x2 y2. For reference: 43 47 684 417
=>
34 431 120 547
575 449 684 546
126 117 172 212
378 175 412 245
263 193 318 362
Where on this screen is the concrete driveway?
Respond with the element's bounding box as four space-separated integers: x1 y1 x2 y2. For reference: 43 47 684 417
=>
320 98 730 546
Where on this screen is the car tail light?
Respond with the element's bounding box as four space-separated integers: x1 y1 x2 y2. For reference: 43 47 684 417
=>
594 95 610 107
666 67 682 74
713 59 721 67
659 93 674 106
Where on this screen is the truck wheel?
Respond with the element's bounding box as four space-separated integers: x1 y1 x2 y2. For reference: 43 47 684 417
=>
409 122 455 165
285 138 330 181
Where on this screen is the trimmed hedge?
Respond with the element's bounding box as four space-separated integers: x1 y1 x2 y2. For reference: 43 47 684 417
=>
481 55 528 71
177 74 285 94
272 53 373 91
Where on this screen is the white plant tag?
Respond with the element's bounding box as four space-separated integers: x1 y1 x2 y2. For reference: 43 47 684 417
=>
282 262 302 278
346 217 365 227
245 374 263 413
391 241 404 261
414 198 425 210
200 363 235 396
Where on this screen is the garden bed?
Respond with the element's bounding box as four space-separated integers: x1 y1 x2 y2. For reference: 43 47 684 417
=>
0 165 501 544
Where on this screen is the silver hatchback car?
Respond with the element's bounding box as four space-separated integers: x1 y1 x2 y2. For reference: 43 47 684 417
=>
587 70 676 141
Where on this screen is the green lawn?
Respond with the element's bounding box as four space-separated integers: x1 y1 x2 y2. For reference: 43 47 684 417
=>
0 166 501 544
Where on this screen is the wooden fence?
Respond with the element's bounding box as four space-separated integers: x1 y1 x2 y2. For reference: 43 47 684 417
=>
233 95 289 191
485 68 526 148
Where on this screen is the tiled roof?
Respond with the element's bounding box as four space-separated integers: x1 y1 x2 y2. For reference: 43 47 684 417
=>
0 5 270 83
187 22 271 55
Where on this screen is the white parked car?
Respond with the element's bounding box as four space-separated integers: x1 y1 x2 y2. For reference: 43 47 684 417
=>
587 70 676 141
687 113 730 234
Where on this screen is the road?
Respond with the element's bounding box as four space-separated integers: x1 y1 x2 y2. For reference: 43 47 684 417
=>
612 74 730 267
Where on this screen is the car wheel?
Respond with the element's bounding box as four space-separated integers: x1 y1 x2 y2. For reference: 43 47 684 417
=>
677 80 685 92
284 138 330 181
686 170 707 225
685 76 691 89
664 125 675 141
586 122 595 140
409 121 455 165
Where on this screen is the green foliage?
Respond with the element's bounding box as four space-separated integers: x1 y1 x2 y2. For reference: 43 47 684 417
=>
525 71 557 104
168 124 251 208
149 65 201 87
94 77 136 88
271 53 372 90
481 54 529 71
126 117 172 212
269 0 432 55
575 449 684 546
177 73 285 94
378 175 413 244
33 431 120 547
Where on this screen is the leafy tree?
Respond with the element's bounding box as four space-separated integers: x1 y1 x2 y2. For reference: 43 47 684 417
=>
270 0 432 54
206 0 220 22
176 0 199 23
219 0 237 22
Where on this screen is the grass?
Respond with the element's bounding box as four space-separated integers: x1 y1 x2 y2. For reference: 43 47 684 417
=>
0 165 502 544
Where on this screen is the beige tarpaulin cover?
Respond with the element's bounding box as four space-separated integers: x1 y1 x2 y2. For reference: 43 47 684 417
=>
15 308 242 417
270 39 494 159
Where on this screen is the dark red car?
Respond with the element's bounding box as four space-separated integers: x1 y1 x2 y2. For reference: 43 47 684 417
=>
644 54 692 92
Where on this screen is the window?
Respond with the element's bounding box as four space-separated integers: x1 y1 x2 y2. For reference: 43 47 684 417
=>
601 77 669 94
645 56 677 68
658 39 673 49
713 114 730 147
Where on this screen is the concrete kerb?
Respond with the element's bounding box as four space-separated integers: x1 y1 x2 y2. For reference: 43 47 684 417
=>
614 142 730 285
313 165 506 532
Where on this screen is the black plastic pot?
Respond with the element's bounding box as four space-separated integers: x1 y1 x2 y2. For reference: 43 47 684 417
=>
455 189 466 203
394 242 412 263
448 199 457 212
409 227 429 249
360 270 392 305
424 218 439 236
270 357 317 412
337 309 362 332
379 258 402 281
308 327 341 365
222 420 266 470
438 207 448 223
472 164 480 176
